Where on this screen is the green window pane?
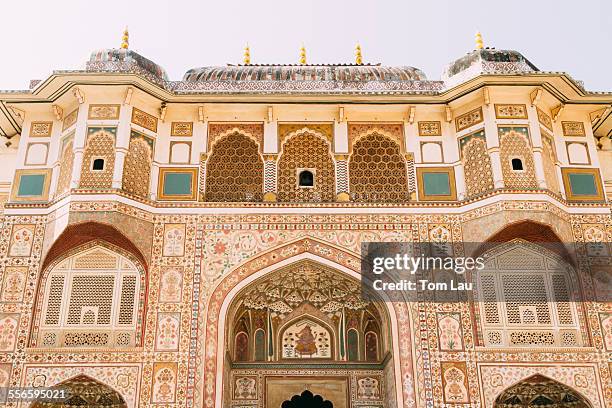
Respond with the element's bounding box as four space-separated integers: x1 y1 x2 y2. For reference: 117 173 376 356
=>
18 174 45 196
163 173 193 196
423 172 450 196
569 173 597 196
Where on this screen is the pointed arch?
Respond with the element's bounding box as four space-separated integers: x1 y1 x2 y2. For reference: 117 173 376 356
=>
473 220 574 265
32 222 148 348
202 236 415 408
277 127 336 202
205 129 264 202
494 374 593 408
348 130 409 202
31 374 127 408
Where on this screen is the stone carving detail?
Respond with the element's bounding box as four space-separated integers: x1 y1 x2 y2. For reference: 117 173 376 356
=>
541 132 560 193
499 127 537 189
205 132 263 202
0 315 18 351
208 123 263 152
537 107 553 132
418 121 441 136
494 104 527 119
56 137 75 196
88 104 120 120
562 121 586 136
30 121 53 137
79 127 116 189
122 131 153 198
277 132 335 202
455 107 483 132
460 131 494 197
63 109 78 130
349 132 409 202
171 121 193 136
131 108 158 132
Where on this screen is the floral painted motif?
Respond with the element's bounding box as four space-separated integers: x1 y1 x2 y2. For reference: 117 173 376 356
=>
156 313 180 351
8 225 35 257
159 267 183 302
152 363 177 403
163 224 186 257
0 315 18 351
437 314 463 351
1 267 27 302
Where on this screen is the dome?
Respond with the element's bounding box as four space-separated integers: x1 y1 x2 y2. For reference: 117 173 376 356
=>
182 64 427 82
86 48 169 82
442 48 538 85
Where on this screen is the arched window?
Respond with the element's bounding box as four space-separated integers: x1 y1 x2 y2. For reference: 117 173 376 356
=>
365 331 379 361
39 245 142 348
349 133 409 202
477 240 581 347
92 158 105 171
205 133 264 202
511 158 523 171
234 332 249 361
347 328 359 361
254 328 266 361
298 169 315 187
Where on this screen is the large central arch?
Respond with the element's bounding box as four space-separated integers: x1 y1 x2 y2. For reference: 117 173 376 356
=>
202 237 415 408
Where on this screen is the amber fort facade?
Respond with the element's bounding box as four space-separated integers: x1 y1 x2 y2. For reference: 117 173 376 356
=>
0 33 611 407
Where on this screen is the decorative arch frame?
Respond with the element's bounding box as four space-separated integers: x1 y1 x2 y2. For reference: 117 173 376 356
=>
201 237 415 408
493 373 595 408
204 127 266 201
348 125 406 156
207 126 265 158
470 237 588 348
31 374 128 408
279 126 335 158
31 232 148 347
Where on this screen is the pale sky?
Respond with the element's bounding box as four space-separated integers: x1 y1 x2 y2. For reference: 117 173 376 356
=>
2 0 611 91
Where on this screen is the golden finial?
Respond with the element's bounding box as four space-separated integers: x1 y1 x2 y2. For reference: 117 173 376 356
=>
475 31 484 50
121 27 129 49
243 44 251 65
299 44 307 65
355 43 363 65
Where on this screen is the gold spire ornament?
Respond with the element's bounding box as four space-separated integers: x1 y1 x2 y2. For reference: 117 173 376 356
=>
243 44 251 65
475 31 484 50
299 44 307 65
355 43 363 65
121 27 129 49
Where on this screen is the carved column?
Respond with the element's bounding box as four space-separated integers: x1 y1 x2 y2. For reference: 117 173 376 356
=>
263 155 278 202
483 105 505 189
334 154 349 201
69 104 89 189
405 153 417 200
112 104 132 189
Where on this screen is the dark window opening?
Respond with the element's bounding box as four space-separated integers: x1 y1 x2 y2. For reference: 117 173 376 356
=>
511 158 523 171
298 170 314 187
92 158 105 171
